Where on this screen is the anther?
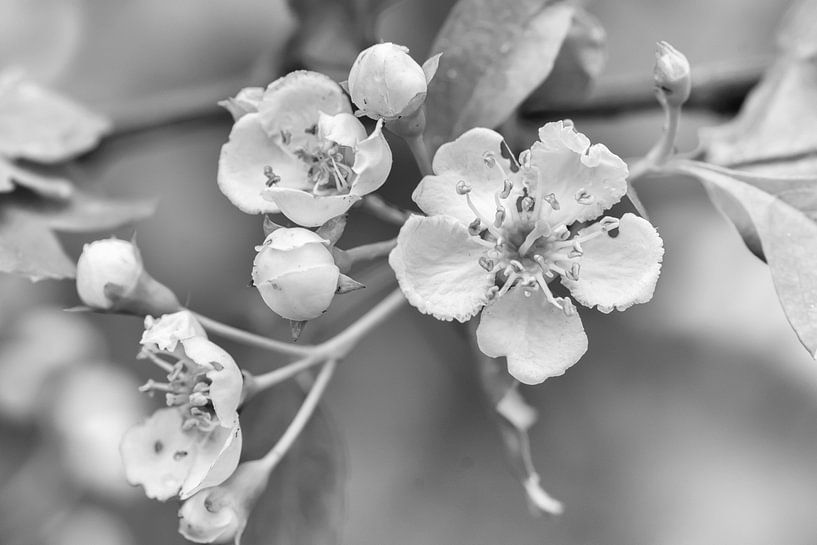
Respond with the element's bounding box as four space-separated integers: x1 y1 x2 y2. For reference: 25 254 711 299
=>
553 225 570 240
509 260 525 273
543 193 560 210
518 149 531 168
482 152 496 168
519 196 535 212
599 217 620 232
280 130 292 145
264 166 281 187
455 180 472 195
478 256 495 271
485 285 500 301
566 263 581 281
568 240 583 258
561 298 577 316
575 188 593 205
468 218 482 236
188 392 209 407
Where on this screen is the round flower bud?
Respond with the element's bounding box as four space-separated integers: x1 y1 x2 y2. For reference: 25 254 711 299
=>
252 228 340 321
178 460 270 544
348 43 439 121
76 238 142 309
653 41 691 108
75 238 181 316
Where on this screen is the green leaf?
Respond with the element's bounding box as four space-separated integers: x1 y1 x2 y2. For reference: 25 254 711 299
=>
668 160 817 359
0 207 76 281
424 0 575 153
239 381 344 545
520 8 606 113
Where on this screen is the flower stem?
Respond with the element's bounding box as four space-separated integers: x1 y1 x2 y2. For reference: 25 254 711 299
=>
259 359 337 472
189 311 313 356
406 134 433 176
248 289 406 392
628 99 682 182
343 239 397 265
360 194 410 226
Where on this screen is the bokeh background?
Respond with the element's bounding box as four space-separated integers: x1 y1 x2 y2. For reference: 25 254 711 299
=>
3 1 816 544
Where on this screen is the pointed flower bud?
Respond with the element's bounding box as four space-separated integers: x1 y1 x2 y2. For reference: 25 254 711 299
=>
76 238 180 316
653 41 691 107
348 42 441 121
251 228 340 321
178 460 270 544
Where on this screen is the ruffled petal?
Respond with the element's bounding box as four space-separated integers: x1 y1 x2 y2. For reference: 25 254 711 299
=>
317 112 367 147
350 119 393 196
217 113 308 215
141 310 206 352
181 337 243 429
257 70 351 149
120 408 198 501
413 128 518 224
262 187 360 227
562 213 664 313
218 86 264 121
389 214 494 322
476 287 587 385
180 423 242 500
529 120 628 225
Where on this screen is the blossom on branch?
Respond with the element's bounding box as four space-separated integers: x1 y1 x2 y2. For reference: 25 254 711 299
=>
390 121 664 384
218 71 392 227
121 311 243 500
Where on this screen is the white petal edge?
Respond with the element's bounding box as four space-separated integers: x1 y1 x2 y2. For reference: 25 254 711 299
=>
262 187 360 227
388 214 494 322
477 287 587 385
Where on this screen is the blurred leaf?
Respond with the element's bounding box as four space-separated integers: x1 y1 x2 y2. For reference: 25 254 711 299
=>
239 380 344 545
424 0 575 153
0 70 110 164
0 185 155 281
700 0 817 168
668 160 817 358
520 8 606 113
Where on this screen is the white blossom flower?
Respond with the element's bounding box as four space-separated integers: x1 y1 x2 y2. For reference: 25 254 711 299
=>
121 311 243 500
218 71 392 226
347 42 441 121
390 121 664 384
252 227 340 321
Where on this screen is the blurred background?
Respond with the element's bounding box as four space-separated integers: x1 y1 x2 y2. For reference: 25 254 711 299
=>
3 0 817 544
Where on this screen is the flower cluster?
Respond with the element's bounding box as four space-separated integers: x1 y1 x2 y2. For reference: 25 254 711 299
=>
121 311 243 501
390 121 664 384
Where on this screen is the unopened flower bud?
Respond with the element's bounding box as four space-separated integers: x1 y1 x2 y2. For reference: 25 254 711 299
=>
76 238 181 316
251 228 340 321
653 41 691 107
178 460 270 544
348 42 441 121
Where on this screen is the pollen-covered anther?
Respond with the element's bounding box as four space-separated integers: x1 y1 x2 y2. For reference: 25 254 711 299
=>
566 263 581 281
543 193 560 210
263 166 280 187
478 256 495 271
575 188 593 205
499 179 513 199
482 151 497 168
599 216 620 232
455 180 472 195
468 218 482 236
568 240 583 258
519 196 535 212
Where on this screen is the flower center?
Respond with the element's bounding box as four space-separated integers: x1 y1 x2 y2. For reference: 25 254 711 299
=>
459 152 619 314
264 127 355 196
139 349 221 432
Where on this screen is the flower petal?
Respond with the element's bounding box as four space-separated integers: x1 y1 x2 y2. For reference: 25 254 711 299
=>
350 119 393 196
120 408 198 501
389 214 494 322
317 111 367 147
257 70 351 148
141 310 206 352
529 120 628 225
412 128 517 224
562 213 664 312
262 187 359 227
180 423 242 500
218 86 264 121
181 337 243 429
477 287 587 385
217 113 308 215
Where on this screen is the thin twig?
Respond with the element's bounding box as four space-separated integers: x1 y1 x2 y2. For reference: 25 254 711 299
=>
190 311 314 356
359 195 411 225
